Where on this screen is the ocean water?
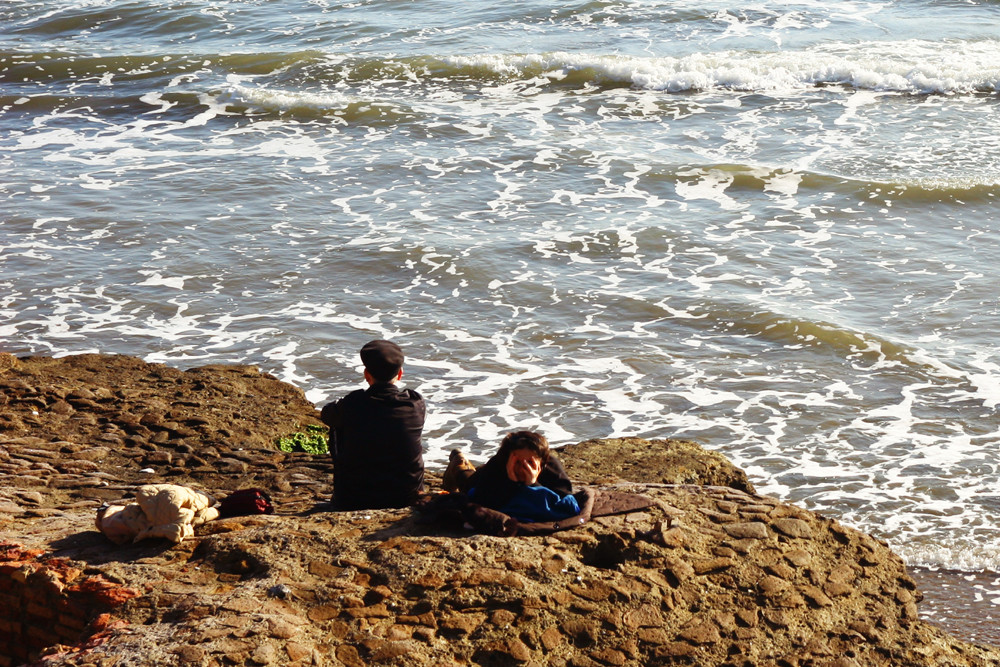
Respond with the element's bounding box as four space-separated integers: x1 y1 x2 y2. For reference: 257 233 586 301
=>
3 0 1000 644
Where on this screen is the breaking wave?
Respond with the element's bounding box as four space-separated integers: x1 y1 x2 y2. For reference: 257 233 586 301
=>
6 38 1000 102
440 41 1000 94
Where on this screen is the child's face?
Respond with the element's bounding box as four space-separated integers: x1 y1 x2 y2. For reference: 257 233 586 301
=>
506 448 543 485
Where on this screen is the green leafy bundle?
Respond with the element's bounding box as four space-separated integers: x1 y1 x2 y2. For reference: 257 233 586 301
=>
276 424 329 455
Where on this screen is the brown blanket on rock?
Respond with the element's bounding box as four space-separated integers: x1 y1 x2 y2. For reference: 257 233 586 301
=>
415 487 656 537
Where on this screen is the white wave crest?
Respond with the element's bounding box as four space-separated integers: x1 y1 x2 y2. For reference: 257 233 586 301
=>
898 539 1000 573
219 81 356 112
445 40 1000 94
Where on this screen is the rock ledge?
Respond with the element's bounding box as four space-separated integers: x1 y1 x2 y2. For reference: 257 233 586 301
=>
1 353 998 667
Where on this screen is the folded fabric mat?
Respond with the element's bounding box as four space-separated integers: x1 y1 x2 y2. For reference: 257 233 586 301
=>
415 487 657 537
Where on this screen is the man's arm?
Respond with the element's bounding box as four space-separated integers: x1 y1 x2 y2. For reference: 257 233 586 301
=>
320 400 341 459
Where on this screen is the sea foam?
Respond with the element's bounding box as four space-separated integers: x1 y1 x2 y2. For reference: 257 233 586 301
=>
443 40 1000 94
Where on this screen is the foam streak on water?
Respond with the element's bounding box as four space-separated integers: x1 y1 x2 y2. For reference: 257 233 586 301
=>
3 0 1000 604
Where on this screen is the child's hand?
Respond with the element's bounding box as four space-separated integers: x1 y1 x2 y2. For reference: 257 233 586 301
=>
506 449 543 485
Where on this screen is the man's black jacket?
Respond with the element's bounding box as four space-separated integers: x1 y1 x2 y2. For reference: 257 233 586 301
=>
321 382 425 510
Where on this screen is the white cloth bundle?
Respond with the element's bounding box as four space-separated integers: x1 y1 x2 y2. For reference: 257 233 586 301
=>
96 484 219 544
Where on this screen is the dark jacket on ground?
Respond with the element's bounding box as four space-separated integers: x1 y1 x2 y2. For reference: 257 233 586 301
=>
465 453 573 512
320 382 425 510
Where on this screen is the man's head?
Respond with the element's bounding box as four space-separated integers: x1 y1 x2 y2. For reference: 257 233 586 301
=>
498 431 550 485
360 339 405 384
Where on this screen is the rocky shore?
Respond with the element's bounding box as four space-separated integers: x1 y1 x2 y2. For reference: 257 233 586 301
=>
1 353 999 667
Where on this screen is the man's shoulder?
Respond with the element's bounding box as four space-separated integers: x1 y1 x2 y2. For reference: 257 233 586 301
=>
345 385 425 408
371 384 425 404
342 387 372 400
398 386 425 402
320 388 367 421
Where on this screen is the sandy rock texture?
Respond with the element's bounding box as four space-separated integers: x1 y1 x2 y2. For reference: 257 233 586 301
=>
560 438 755 493
0 353 329 504
1 352 998 667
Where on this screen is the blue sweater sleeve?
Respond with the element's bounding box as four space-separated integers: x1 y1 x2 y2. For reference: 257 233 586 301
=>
495 485 581 523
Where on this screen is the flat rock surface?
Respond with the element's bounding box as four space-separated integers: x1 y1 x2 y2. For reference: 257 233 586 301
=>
1 353 999 667
560 437 755 493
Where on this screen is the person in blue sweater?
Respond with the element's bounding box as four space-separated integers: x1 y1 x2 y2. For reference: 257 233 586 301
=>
461 431 580 523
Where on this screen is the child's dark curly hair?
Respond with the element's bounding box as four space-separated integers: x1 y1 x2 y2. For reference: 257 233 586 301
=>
496 430 550 464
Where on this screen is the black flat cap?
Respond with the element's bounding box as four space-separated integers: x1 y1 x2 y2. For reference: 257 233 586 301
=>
360 340 404 381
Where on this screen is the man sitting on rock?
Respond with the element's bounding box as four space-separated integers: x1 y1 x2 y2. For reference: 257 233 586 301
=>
320 340 426 510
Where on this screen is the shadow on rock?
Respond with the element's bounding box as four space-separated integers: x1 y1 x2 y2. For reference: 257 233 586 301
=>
48 530 177 565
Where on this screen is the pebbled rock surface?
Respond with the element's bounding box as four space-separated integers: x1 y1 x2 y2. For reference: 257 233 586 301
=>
0 353 329 507
560 437 755 493
1 352 999 667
